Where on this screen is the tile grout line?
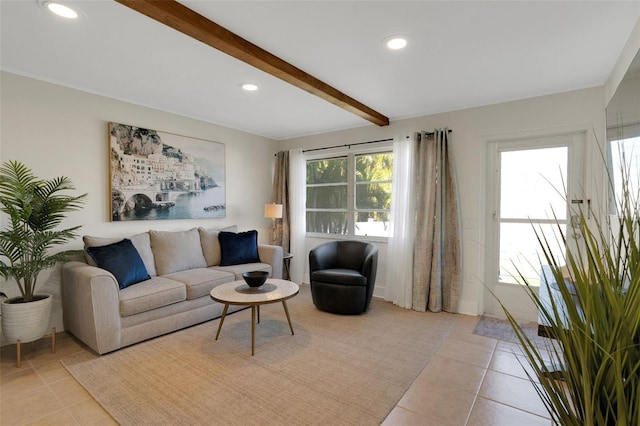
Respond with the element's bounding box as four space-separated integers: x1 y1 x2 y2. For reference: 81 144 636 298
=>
463 342 496 426
25 345 86 426
31 358 73 426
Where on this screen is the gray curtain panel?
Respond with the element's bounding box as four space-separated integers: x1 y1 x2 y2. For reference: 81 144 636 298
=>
272 151 290 253
412 129 461 313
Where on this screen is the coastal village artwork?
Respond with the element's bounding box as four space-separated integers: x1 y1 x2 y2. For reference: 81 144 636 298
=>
109 122 226 221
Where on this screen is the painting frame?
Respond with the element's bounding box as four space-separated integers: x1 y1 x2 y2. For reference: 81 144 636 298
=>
108 122 226 222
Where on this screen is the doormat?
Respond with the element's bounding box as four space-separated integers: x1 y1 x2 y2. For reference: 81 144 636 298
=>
472 316 551 348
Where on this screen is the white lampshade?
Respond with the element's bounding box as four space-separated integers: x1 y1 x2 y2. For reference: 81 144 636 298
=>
264 203 283 219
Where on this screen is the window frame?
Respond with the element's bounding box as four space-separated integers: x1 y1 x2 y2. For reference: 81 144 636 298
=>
305 144 393 242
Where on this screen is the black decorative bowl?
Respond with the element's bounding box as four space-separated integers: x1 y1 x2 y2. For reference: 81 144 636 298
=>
242 271 269 288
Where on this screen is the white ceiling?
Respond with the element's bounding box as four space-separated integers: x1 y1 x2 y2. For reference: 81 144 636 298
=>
1 1 639 140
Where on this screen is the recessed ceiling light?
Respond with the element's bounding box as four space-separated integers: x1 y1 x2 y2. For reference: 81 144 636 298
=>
384 36 408 50
48 3 77 19
43 1 79 19
240 83 258 92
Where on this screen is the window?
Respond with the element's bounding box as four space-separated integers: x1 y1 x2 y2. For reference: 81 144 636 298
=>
306 156 348 234
609 136 640 213
306 151 393 237
497 146 568 285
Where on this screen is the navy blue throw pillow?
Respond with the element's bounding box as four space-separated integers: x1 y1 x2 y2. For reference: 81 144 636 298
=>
86 239 150 289
218 230 260 266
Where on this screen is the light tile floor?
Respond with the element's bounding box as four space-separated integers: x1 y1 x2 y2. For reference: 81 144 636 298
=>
383 315 552 426
0 315 552 425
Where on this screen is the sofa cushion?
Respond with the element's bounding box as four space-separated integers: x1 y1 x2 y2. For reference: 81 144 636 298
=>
198 225 238 267
218 230 260 266
119 276 187 317
150 228 207 275
164 268 235 299
83 232 157 276
212 263 272 281
86 239 150 289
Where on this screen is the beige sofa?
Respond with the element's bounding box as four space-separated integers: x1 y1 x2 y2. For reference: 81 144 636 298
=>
61 226 283 354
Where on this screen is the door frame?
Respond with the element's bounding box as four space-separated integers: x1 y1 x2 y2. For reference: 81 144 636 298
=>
482 128 589 321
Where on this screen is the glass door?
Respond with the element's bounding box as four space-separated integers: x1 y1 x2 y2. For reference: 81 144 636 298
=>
485 132 585 320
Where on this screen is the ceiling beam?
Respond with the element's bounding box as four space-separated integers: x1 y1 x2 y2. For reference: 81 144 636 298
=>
114 0 390 127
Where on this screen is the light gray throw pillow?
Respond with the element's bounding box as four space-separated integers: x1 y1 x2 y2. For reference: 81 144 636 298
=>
150 228 207 275
198 225 238 267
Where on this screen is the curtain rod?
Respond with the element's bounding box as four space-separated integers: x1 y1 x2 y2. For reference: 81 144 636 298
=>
302 137 394 153
279 129 453 155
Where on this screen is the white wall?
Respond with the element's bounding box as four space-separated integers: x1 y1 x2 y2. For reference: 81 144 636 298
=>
605 17 640 105
606 63 640 135
0 72 278 336
605 18 640 139
281 87 606 318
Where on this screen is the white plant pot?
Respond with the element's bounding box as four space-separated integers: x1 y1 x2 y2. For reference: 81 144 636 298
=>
1 294 52 344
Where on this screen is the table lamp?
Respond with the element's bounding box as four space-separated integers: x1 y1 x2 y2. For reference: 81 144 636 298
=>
264 203 283 245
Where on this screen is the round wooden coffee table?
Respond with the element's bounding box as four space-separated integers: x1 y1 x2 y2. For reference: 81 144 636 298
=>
210 279 299 355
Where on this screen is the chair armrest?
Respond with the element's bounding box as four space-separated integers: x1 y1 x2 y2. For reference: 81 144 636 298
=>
258 244 283 279
362 248 379 286
61 261 122 354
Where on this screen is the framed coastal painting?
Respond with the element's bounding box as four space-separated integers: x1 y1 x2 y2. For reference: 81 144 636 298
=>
108 122 226 221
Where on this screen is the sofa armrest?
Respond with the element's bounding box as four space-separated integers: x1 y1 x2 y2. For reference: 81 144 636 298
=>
61 261 122 354
258 244 284 279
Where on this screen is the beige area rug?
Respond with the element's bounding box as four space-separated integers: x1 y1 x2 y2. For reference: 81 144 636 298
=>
62 286 458 426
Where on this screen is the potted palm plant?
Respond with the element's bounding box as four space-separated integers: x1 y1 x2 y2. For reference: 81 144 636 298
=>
0 160 86 347
500 147 640 425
